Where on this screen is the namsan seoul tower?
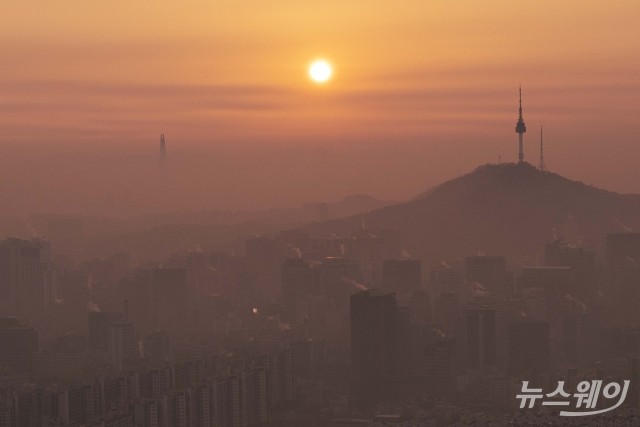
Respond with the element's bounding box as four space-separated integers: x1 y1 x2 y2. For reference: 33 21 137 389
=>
515 86 527 163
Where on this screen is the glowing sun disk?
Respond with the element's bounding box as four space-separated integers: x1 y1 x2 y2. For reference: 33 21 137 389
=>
309 60 333 83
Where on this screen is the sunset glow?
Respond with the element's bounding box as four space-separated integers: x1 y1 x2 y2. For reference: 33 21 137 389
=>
0 0 639 212
308 60 333 84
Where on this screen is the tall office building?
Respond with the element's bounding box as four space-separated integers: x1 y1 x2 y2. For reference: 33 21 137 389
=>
0 318 38 374
107 321 137 374
465 256 508 297
290 338 325 378
607 233 640 323
192 384 212 427
560 304 600 365
350 290 398 402
168 391 191 427
466 303 497 370
89 311 121 351
141 369 172 400
0 238 52 319
239 368 268 426
425 336 456 399
143 331 171 364
133 399 162 427
259 348 295 410
211 375 241 427
430 262 463 297
433 291 461 336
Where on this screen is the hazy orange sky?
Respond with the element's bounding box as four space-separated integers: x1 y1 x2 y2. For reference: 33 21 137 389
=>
1 1 639 215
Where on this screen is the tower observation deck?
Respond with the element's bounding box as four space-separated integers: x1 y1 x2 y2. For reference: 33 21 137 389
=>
515 86 527 163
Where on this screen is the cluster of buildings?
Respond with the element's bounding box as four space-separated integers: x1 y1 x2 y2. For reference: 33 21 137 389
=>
0 346 294 426
3 219 640 425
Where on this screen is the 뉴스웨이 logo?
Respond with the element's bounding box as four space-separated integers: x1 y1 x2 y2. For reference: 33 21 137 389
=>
517 380 630 416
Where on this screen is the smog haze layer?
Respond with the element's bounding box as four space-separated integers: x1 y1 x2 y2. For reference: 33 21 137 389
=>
1 0 639 217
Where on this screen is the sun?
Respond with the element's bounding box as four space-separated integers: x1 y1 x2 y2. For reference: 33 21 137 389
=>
308 59 333 84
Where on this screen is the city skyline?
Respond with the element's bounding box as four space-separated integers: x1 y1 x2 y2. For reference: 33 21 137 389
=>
2 2 640 425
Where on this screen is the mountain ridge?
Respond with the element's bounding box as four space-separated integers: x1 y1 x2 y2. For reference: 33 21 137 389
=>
301 162 640 263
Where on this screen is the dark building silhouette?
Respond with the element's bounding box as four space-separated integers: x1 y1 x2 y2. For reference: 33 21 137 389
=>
607 233 640 324
52 334 87 382
466 303 497 370
430 262 463 297
291 338 325 378
425 335 456 400
465 256 508 297
350 290 398 402
407 290 431 326
0 238 52 320
433 291 461 336
560 299 601 365
107 321 137 373
143 331 171 364
88 311 120 351
0 317 38 374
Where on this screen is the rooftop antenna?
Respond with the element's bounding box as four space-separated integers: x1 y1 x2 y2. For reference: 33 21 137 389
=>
538 125 547 171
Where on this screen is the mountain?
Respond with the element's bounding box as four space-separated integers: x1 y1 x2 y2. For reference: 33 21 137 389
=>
302 162 640 263
329 194 393 219
80 194 391 261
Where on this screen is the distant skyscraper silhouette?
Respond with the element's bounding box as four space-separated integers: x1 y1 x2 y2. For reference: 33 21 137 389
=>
350 290 398 402
538 126 547 171
466 303 497 370
159 133 167 177
515 86 527 163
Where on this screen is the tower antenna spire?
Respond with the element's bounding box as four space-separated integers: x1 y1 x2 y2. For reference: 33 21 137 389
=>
515 85 527 163
538 125 547 171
